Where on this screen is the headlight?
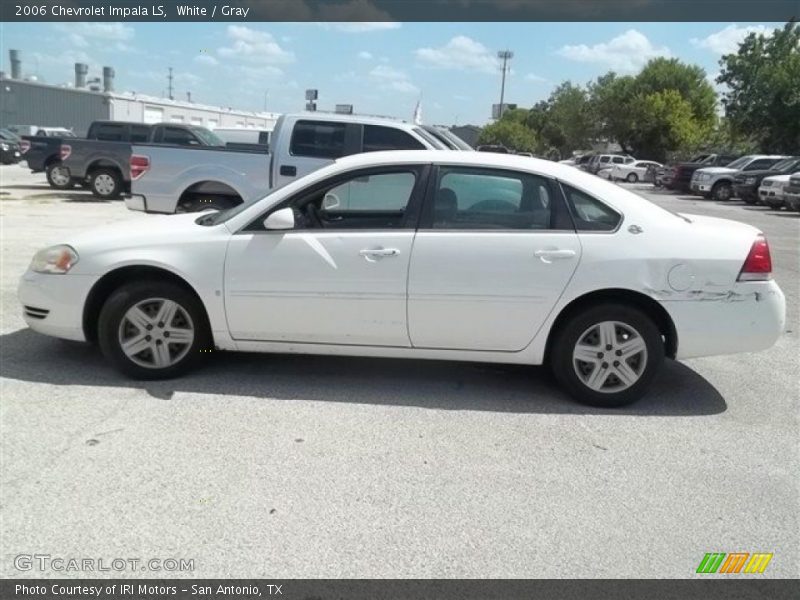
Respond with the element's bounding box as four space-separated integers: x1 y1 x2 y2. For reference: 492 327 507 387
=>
745 177 756 184
699 173 710 181
0 143 8 151
30 245 79 274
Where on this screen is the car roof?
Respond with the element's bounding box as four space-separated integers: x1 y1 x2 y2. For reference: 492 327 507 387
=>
284 112 416 129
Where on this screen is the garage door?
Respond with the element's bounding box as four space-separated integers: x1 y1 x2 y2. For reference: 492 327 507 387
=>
143 106 164 124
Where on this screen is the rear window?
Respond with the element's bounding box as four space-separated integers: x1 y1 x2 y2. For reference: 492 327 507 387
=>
130 125 150 143
363 125 426 152
561 184 621 231
290 121 347 158
92 123 126 141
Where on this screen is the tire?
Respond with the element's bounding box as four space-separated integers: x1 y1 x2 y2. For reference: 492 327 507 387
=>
181 194 240 213
711 181 733 202
89 168 123 199
742 195 758 206
98 280 212 380
550 304 665 408
626 172 639 183
46 162 73 189
765 201 783 210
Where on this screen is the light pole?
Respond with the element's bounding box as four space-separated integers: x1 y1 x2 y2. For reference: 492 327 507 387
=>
497 50 513 119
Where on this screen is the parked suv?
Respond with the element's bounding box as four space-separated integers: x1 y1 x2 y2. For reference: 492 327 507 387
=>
733 156 800 205
781 172 800 212
691 155 788 201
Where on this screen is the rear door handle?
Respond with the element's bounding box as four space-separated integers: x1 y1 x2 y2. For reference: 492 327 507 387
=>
279 165 297 177
534 249 576 262
359 247 400 262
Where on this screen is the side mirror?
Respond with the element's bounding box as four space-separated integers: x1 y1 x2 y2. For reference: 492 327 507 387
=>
322 193 340 210
263 207 295 230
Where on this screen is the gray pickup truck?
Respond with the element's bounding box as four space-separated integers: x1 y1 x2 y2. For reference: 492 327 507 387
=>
127 113 465 214
61 121 225 199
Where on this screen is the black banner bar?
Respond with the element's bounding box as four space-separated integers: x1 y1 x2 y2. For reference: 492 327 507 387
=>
1 580 799 600
1 0 798 23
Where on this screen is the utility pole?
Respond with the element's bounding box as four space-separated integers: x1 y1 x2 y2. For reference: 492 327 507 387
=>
497 50 513 119
167 67 174 100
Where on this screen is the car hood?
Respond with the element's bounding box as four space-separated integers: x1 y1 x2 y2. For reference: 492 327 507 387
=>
695 167 737 176
762 174 791 184
62 212 211 252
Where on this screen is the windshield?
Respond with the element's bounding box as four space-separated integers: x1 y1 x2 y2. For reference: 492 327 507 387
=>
422 126 458 149
190 126 225 146
725 156 752 170
0 128 21 141
413 127 447 149
439 129 473 150
772 157 799 171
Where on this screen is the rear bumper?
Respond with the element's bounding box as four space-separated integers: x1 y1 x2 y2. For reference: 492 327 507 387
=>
665 280 786 360
17 270 99 342
125 194 147 212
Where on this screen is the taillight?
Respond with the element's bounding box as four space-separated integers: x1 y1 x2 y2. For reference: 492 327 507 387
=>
19 140 30 154
737 235 772 281
60 144 72 161
130 154 150 180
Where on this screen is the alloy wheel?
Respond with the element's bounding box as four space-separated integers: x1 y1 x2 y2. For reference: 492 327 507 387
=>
118 297 195 369
51 166 70 186
572 321 648 393
94 173 116 196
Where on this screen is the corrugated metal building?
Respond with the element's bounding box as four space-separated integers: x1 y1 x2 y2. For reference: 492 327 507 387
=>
0 50 278 136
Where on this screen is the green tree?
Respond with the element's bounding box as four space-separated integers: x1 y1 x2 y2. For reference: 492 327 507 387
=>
717 21 800 153
477 118 538 153
629 90 703 162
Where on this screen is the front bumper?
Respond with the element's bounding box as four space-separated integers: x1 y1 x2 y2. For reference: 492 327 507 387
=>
17 270 99 341
665 280 786 360
734 184 758 201
690 181 711 194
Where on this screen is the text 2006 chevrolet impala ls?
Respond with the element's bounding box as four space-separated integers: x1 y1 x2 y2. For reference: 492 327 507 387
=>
19 151 785 407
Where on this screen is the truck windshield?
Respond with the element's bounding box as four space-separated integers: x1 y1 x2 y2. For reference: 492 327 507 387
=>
190 127 225 147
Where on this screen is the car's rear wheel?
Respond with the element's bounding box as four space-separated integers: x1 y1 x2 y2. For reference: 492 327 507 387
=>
711 181 733 202
98 280 211 379
626 172 639 183
550 304 664 407
46 163 73 189
90 168 123 199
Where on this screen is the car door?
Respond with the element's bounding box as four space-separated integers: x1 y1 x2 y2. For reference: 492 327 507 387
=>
224 164 430 346
407 166 581 352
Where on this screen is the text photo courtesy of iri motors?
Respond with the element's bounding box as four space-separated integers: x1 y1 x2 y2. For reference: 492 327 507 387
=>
0 1 798 598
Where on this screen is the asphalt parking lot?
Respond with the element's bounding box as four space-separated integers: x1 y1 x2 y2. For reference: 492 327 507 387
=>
1 163 798 578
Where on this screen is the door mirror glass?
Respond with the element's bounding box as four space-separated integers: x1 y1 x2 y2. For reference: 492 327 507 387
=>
322 193 340 210
263 207 295 230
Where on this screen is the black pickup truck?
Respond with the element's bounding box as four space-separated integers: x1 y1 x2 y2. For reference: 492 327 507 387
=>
658 153 740 192
60 121 226 198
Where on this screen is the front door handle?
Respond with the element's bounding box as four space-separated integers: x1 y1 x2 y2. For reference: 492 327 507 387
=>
359 247 400 262
279 165 297 177
534 249 576 263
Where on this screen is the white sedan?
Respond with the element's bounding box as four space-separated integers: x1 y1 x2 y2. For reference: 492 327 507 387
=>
18 151 785 407
611 160 662 183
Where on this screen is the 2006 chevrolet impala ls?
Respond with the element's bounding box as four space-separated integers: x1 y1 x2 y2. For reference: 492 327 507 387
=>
19 151 786 407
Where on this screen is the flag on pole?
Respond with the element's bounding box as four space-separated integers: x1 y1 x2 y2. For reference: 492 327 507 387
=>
413 99 422 125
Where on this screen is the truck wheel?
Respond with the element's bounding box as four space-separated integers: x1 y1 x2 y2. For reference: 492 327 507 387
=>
182 195 241 213
711 181 733 202
90 168 123 199
46 163 73 190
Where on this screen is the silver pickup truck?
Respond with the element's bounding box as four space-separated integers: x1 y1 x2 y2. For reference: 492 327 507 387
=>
127 113 464 213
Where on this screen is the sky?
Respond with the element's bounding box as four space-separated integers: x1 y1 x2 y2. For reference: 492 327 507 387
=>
0 21 783 125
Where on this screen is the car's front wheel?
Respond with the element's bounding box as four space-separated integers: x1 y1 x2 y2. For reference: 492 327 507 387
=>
626 172 639 183
550 304 664 407
711 181 733 202
98 280 211 379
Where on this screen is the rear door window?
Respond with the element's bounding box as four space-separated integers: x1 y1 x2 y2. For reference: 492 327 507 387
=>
290 121 347 158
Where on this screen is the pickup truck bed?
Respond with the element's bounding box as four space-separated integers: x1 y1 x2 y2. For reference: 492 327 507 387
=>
128 144 270 213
